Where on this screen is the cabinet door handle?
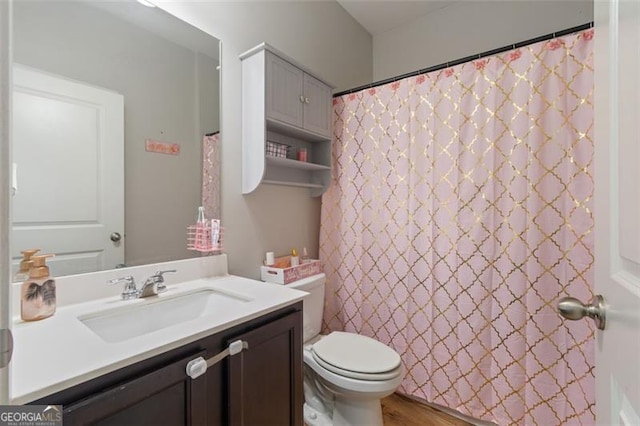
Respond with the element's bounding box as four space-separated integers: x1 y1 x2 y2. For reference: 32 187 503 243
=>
299 95 305 103
185 339 249 379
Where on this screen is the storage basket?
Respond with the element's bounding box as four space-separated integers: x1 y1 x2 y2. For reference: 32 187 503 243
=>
261 259 323 284
187 222 223 253
266 141 290 158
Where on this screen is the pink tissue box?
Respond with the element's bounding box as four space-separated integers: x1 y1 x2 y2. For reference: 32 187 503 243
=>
261 259 323 285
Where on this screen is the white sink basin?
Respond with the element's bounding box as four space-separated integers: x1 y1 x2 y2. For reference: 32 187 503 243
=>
79 289 251 343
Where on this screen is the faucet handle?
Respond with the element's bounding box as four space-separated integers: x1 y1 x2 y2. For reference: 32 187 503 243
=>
107 275 138 300
155 269 177 279
153 269 176 293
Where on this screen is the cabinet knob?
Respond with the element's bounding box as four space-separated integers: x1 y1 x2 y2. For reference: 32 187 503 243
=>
304 97 310 104
299 95 305 103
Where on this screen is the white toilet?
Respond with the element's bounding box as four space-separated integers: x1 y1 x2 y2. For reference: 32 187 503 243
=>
288 273 404 426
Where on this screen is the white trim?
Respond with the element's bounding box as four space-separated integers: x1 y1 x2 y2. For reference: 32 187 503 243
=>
0 0 11 405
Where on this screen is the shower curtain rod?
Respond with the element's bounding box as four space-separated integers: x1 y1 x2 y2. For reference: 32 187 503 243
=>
333 21 594 98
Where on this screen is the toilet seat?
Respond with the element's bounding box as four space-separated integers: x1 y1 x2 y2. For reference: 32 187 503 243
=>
312 351 402 381
311 332 402 381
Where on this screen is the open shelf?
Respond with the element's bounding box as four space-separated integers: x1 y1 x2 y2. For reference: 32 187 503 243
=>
266 156 331 171
265 118 330 143
262 180 325 189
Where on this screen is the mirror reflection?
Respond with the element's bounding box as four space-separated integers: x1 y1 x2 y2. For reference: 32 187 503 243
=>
11 0 220 278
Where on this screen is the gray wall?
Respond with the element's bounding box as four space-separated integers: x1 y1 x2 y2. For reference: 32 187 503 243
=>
13 1 591 280
160 1 373 279
373 0 594 81
159 0 592 280
13 1 220 268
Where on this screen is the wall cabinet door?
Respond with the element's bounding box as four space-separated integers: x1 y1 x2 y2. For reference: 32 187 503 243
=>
62 350 207 426
266 52 304 128
302 73 332 138
228 310 303 426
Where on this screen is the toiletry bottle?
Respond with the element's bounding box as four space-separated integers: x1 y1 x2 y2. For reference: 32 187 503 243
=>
197 206 206 224
195 206 207 249
301 247 310 264
21 254 56 321
13 248 40 282
265 251 275 266
291 248 300 267
211 219 221 249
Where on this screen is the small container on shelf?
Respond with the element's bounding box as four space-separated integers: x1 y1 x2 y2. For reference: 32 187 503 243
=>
265 251 275 266
297 148 307 162
266 141 290 158
301 247 310 263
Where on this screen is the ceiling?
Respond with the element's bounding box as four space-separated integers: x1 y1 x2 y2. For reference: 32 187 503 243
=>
336 0 456 35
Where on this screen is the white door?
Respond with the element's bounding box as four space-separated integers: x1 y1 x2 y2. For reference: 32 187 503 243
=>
12 65 124 277
592 0 640 423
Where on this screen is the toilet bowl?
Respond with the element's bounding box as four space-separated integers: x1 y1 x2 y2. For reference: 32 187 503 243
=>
288 274 405 426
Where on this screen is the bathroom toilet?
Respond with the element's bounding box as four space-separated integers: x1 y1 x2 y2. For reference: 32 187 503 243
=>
288 273 404 426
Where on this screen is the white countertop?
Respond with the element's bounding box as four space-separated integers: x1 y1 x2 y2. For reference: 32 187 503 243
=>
10 273 306 404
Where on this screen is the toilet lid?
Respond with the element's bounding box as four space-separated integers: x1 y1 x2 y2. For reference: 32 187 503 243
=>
311 350 402 381
311 331 401 375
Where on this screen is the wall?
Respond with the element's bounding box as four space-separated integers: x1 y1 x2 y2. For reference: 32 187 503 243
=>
159 1 373 279
13 1 219 268
373 0 593 81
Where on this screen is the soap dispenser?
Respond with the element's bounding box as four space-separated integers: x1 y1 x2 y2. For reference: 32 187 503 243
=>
21 254 56 322
13 248 40 282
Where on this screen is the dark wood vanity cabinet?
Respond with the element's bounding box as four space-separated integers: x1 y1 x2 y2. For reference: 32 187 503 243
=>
228 309 303 426
32 302 303 426
60 351 209 426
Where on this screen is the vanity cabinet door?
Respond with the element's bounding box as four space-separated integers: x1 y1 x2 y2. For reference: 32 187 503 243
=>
266 51 304 128
62 350 207 426
228 310 303 426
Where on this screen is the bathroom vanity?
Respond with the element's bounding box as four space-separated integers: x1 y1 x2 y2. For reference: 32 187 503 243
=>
10 255 305 425
34 303 302 425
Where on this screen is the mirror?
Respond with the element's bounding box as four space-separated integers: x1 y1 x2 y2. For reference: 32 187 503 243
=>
11 0 220 278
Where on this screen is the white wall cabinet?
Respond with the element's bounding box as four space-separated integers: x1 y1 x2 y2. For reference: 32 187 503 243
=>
241 43 334 196
265 53 332 138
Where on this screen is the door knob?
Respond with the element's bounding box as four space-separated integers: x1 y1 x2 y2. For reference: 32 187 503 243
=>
110 232 122 242
557 295 606 330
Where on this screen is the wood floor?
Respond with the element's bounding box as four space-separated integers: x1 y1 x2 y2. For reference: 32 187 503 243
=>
381 393 472 426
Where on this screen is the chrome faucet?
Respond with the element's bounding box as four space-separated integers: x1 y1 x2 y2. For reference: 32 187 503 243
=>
139 270 177 297
107 269 176 300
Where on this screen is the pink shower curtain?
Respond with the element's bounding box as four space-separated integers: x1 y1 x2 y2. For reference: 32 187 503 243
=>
202 132 220 220
320 30 594 425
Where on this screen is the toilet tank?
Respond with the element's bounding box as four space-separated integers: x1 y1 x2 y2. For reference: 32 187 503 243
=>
287 273 325 342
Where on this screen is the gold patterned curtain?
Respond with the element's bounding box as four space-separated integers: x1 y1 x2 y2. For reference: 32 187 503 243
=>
320 29 595 425
202 132 220 220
